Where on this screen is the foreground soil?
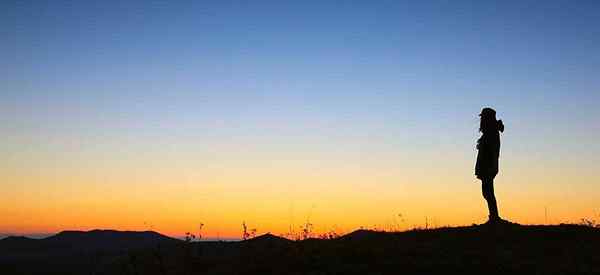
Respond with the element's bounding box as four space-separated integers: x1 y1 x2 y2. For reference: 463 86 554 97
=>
114 224 600 275
2 224 599 274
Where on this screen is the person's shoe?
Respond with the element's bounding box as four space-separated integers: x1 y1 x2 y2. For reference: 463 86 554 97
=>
495 218 520 226
481 216 519 227
481 217 498 226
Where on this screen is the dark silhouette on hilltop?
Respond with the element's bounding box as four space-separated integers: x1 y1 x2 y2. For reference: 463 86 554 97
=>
475 107 505 224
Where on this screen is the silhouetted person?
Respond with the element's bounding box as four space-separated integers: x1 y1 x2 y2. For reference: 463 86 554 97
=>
475 107 504 224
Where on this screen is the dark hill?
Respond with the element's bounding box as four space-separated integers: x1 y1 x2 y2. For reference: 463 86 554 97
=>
2 224 600 275
128 224 600 275
0 229 181 275
44 229 179 250
0 236 38 251
242 233 292 246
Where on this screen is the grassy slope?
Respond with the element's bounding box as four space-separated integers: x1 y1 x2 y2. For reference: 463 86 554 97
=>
104 224 600 275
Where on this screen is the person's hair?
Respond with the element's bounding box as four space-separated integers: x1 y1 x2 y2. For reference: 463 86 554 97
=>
480 116 504 133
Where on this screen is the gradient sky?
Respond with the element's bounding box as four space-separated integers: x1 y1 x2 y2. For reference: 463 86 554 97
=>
1 0 599 239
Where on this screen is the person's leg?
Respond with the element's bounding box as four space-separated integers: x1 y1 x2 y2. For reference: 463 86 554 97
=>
481 177 499 220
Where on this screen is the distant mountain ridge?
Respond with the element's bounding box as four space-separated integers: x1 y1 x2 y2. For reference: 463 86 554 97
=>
44 229 178 247
1 229 179 245
0 229 181 259
0 229 183 274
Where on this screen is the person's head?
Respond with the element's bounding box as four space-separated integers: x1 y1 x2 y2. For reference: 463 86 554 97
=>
479 107 504 133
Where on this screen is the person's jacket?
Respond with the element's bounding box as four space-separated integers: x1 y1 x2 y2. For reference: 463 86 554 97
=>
475 131 500 179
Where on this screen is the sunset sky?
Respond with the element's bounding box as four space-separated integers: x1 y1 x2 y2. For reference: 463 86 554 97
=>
2 1 599 239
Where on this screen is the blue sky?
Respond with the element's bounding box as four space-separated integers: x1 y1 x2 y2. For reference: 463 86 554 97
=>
3 0 598 157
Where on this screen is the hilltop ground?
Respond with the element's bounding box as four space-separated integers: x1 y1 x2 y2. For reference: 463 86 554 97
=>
1 224 599 275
